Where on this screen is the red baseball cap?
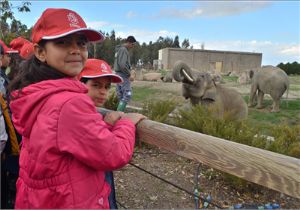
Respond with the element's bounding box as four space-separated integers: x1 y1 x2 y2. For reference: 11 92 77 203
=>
31 8 104 44
0 40 18 54
10 37 31 52
20 42 34 59
78 59 123 83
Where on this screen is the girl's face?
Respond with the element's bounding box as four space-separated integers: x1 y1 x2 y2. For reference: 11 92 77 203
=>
86 77 111 107
35 33 88 77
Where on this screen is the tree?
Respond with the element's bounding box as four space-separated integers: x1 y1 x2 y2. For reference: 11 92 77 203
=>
277 61 300 75
181 38 190 49
0 0 31 42
172 35 180 48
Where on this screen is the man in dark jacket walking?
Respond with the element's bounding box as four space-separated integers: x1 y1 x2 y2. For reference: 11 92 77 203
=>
114 36 137 111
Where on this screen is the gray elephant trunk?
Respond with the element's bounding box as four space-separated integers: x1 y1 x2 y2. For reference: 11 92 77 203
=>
172 60 194 83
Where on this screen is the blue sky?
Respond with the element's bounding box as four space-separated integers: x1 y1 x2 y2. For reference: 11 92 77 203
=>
11 1 300 65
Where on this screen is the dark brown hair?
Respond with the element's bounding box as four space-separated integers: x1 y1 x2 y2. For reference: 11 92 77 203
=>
7 53 24 80
8 40 67 95
79 77 89 84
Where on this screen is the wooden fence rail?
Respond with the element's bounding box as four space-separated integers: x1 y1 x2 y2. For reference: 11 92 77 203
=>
98 108 300 199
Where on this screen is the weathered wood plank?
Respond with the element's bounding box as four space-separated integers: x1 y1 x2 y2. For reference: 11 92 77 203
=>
98 108 300 199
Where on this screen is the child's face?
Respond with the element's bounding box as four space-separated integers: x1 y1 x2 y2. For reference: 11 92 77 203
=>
86 77 111 107
36 33 88 77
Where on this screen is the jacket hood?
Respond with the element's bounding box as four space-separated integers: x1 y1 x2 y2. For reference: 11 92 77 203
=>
10 78 88 138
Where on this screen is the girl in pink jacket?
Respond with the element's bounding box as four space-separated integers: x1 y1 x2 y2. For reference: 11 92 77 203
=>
8 8 145 209
79 58 125 209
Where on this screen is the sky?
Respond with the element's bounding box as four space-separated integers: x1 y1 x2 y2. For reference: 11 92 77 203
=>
11 0 300 66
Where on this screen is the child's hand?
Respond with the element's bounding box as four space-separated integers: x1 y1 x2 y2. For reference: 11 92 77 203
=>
121 113 146 125
104 111 124 126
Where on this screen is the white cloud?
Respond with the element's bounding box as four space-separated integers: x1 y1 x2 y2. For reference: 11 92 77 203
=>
126 11 137 19
280 45 300 56
87 21 125 31
191 40 300 65
86 21 109 29
157 2 271 19
115 29 178 44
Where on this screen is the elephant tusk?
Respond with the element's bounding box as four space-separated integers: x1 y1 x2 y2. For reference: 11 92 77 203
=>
181 69 194 83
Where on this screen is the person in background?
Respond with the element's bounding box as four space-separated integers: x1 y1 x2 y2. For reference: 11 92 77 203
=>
79 58 124 209
114 35 137 111
8 8 145 208
0 40 18 100
0 41 21 209
0 44 8 153
9 36 30 52
8 37 34 80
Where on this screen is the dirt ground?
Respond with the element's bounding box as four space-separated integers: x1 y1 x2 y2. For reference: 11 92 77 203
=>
113 79 300 209
114 147 300 209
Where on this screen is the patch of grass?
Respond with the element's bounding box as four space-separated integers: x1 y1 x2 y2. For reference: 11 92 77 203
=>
247 99 300 134
132 86 157 102
289 84 300 91
222 75 238 82
288 75 300 83
243 96 300 133
158 69 168 76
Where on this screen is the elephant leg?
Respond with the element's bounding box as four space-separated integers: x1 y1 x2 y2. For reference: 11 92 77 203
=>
271 99 280 112
256 90 264 109
248 85 257 107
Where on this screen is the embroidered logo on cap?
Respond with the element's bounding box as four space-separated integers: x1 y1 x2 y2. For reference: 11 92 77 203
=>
100 63 109 72
67 12 80 28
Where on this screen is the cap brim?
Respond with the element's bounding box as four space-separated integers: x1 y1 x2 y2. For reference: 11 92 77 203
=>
42 28 105 43
6 49 19 54
82 74 123 83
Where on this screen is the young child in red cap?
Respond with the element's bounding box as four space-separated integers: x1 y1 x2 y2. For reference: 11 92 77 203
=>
78 58 123 209
78 58 123 107
10 36 34 60
8 8 145 209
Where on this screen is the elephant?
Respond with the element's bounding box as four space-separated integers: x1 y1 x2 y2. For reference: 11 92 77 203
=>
172 60 248 120
142 72 162 81
248 65 289 112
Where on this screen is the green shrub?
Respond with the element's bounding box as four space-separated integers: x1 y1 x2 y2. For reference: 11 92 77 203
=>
173 104 267 147
267 124 300 158
142 99 177 123
104 91 119 111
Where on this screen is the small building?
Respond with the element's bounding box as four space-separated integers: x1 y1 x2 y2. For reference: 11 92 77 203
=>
159 48 262 74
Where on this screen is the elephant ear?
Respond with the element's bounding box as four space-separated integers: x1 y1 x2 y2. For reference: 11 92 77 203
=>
202 86 217 101
212 74 222 84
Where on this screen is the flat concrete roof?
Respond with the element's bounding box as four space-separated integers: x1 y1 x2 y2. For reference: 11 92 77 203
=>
161 47 262 56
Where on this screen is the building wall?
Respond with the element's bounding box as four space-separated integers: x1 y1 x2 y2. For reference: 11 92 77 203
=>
159 48 262 73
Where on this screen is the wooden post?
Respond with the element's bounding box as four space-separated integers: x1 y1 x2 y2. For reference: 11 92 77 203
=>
98 108 300 199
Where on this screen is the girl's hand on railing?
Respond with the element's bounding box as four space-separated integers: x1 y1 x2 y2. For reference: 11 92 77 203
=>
121 113 147 125
104 111 124 126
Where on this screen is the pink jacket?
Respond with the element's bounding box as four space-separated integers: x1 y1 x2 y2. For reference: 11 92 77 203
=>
10 78 136 208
